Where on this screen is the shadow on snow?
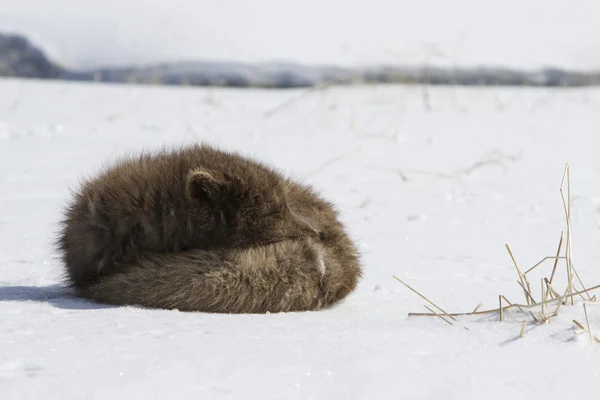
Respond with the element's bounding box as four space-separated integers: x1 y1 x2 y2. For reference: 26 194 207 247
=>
0 284 117 310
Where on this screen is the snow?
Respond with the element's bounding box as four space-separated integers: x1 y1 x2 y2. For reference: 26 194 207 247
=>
1 0 600 70
1 77 600 399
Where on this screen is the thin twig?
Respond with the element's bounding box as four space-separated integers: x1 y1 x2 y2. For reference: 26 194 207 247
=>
552 286 569 316
408 283 600 317
517 280 537 305
569 262 593 301
525 256 565 275
573 320 586 330
519 320 526 338
560 164 575 305
544 278 560 298
584 303 594 344
549 232 564 284
393 276 457 321
501 295 528 315
528 311 540 323
424 305 453 326
506 244 531 305
541 278 546 319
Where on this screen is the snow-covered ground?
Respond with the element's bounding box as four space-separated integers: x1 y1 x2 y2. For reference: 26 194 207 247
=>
1 0 600 70
1 77 600 399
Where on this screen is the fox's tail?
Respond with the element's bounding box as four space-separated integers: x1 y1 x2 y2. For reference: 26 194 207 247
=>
74 238 356 313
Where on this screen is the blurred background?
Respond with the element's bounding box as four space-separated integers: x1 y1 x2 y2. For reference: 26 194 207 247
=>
1 0 599 87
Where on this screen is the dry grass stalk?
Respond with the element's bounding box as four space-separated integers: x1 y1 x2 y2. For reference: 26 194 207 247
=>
500 295 527 315
519 320 526 338
529 311 540 323
524 256 565 275
549 232 563 284
506 244 533 306
517 280 536 305
393 276 457 322
544 278 560 298
424 305 454 326
583 303 593 344
408 284 600 318
525 233 563 276
541 278 547 321
552 286 570 317
573 320 586 330
526 285 600 310
559 165 575 305
525 279 534 305
399 163 599 335
569 262 593 301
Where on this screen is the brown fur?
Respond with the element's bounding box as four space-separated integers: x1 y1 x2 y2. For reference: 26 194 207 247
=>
56 143 362 313
78 237 359 313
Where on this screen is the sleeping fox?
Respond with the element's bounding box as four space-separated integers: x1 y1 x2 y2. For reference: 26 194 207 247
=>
56 143 361 313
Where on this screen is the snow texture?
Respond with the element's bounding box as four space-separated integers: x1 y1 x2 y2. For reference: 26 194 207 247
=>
2 77 600 399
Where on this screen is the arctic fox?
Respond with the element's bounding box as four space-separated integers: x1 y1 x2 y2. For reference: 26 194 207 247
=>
56 144 361 313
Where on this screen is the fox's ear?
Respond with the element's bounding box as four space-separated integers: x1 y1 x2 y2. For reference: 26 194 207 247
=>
186 168 226 203
186 169 244 203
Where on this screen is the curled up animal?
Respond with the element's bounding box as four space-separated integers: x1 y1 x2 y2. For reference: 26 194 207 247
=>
56 143 362 313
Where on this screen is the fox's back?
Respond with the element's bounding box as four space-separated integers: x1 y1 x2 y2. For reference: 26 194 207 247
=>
58 150 192 285
57 144 295 287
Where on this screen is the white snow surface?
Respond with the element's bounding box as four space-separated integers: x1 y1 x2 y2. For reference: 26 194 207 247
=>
1 0 600 70
2 78 600 399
